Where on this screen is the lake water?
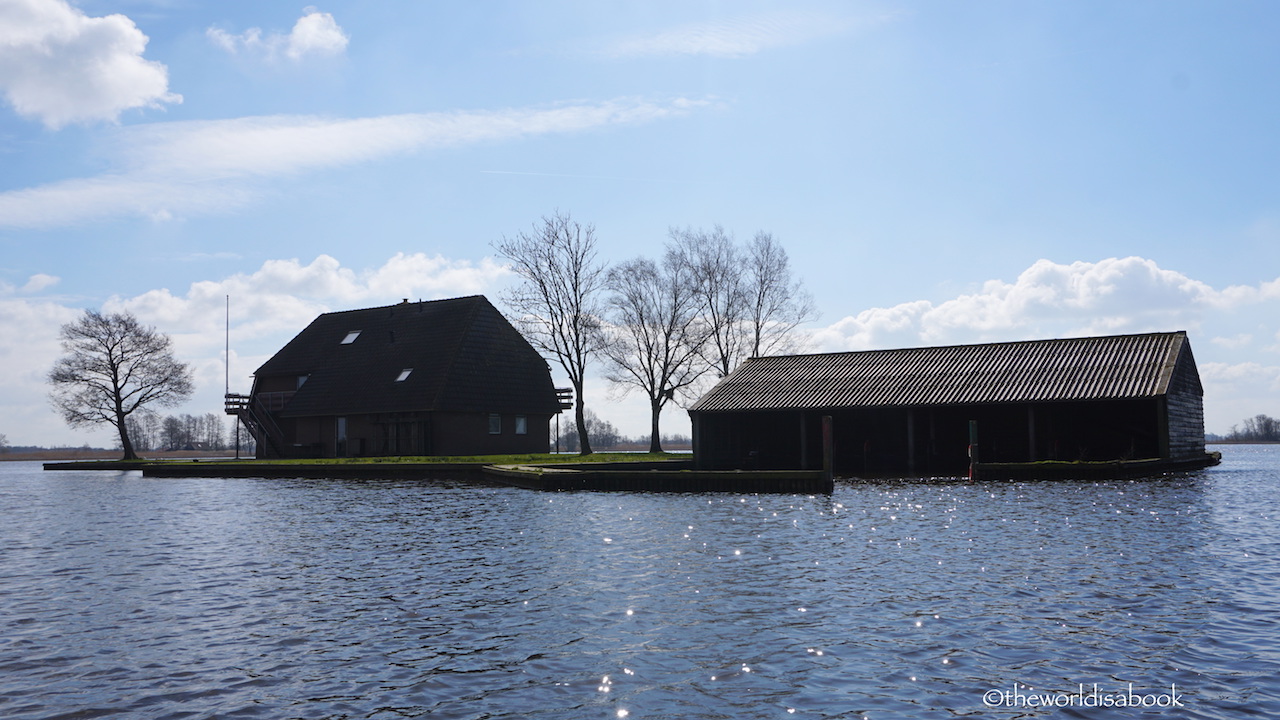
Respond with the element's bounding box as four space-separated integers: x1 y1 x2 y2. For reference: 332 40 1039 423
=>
2 445 1278 719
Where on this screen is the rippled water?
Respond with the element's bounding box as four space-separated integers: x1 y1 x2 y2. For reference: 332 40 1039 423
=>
2 445 1279 719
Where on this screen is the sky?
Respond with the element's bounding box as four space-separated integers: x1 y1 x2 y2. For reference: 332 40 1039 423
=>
2 0 1279 448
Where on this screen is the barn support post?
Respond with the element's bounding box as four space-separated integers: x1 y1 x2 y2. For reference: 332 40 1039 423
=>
968 420 979 480
692 414 703 469
1156 397 1171 459
1027 405 1037 462
800 413 810 470
906 407 916 476
822 415 833 483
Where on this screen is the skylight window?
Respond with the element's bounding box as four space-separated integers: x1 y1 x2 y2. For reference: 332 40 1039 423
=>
395 368 413 382
341 330 361 344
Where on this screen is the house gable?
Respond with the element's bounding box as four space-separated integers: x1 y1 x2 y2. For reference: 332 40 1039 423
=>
254 296 559 419
243 295 560 458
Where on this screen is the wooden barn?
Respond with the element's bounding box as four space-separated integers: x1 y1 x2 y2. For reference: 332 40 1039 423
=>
688 331 1214 477
227 296 564 458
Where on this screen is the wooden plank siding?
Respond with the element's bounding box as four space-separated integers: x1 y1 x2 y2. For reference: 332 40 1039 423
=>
689 331 1210 476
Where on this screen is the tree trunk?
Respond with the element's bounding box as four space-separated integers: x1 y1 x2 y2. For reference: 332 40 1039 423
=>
649 397 663 454
574 381 592 455
116 413 138 461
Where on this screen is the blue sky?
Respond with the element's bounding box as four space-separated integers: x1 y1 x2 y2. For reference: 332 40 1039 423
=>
2 0 1279 447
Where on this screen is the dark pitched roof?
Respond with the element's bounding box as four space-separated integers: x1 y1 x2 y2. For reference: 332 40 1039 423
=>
255 296 560 417
689 331 1201 413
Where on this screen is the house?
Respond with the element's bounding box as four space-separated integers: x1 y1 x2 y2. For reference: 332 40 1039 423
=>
688 331 1214 477
227 296 564 458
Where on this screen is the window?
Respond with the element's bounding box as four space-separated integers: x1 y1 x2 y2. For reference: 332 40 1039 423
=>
488 413 502 434
297 374 309 389
515 415 528 435
395 368 412 382
341 330 361 344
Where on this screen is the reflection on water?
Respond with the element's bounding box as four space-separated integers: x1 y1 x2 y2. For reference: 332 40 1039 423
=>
2 445 1278 719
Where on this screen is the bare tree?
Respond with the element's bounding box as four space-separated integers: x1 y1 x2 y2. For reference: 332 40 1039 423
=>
202 412 227 450
124 409 160 452
556 408 621 452
161 415 186 451
602 249 708 453
672 227 817 380
743 231 817 358
48 310 194 460
1232 414 1280 442
494 211 608 455
672 225 746 379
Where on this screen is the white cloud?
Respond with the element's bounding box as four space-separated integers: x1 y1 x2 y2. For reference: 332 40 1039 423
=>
6 254 1278 445
207 8 349 62
0 96 710 229
809 256 1280 434
0 296 81 445
1 253 512 447
1201 361 1280 390
0 0 180 128
1 273 59 296
103 253 511 353
604 11 872 59
286 8 349 59
813 257 1233 351
1200 361 1280 433
20 273 59 293
1211 334 1253 350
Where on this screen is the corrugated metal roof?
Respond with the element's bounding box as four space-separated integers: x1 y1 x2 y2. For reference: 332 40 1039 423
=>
689 331 1193 413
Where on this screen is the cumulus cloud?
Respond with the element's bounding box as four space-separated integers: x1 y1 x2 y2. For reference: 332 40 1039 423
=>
0 96 710 229
812 257 1230 351
0 273 59 296
0 0 180 128
1 253 511 446
603 11 877 59
207 8 349 62
0 296 82 445
6 253 1279 444
103 253 510 353
809 256 1280 434
20 273 59 293
1200 361 1280 433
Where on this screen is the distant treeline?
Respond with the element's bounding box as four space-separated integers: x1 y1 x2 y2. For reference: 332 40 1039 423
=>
0 442 104 455
554 409 690 452
1212 414 1280 443
123 411 255 452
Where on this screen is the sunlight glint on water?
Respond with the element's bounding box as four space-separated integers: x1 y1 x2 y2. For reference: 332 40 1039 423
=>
1 444 1278 719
